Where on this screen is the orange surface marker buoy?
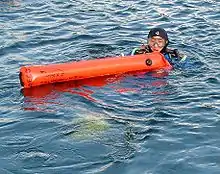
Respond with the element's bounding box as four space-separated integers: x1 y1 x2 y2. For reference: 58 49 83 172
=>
19 52 172 88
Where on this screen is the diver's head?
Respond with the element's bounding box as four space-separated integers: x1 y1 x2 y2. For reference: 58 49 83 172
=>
147 28 169 53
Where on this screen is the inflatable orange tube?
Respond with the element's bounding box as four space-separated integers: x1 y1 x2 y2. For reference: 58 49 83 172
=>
19 52 172 88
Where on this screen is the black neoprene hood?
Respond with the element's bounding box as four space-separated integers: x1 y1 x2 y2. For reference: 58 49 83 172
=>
148 28 169 43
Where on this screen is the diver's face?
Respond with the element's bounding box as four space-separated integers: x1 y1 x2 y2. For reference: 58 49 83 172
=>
148 36 166 52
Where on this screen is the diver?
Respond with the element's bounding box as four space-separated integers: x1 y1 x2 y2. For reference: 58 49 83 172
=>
131 27 187 67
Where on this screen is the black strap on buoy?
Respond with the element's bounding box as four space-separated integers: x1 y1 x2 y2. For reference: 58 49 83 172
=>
145 59 152 66
19 72 24 87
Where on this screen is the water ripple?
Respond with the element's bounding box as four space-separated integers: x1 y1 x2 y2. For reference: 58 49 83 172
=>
0 0 220 173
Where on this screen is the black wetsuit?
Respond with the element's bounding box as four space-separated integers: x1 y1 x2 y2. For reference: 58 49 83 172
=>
131 45 186 66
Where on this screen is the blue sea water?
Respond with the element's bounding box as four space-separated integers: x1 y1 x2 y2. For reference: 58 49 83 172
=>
0 0 220 173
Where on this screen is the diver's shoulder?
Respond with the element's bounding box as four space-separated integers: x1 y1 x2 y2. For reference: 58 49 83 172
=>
165 48 187 61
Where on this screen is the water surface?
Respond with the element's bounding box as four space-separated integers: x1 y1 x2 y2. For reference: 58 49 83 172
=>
0 0 220 173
